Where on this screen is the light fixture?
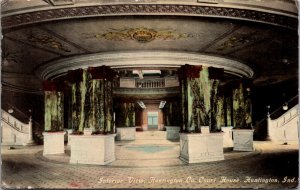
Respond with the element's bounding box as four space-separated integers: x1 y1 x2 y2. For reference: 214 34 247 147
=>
137 101 146 109
282 58 290 65
282 103 288 111
159 101 166 109
8 108 14 114
266 105 270 115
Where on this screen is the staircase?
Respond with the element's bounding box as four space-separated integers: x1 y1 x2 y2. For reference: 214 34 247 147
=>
268 104 299 143
1 108 44 145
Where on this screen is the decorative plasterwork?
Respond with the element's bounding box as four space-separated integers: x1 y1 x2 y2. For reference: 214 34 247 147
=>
82 27 188 43
46 0 75 6
2 4 297 30
35 51 254 80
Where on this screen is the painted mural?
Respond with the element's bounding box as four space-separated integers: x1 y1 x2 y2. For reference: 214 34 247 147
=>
82 27 189 43
27 32 71 52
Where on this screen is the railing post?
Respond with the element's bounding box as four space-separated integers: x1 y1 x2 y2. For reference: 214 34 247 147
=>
266 105 271 141
26 116 35 145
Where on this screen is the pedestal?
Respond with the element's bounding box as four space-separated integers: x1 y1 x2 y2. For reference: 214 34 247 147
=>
43 131 65 155
70 134 116 165
83 128 93 135
116 127 136 140
166 126 180 141
232 129 254 151
201 126 210 134
66 129 73 146
221 126 233 147
179 133 224 163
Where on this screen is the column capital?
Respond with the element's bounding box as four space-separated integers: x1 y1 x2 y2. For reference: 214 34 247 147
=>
42 81 64 92
67 69 84 83
87 66 116 80
178 64 202 79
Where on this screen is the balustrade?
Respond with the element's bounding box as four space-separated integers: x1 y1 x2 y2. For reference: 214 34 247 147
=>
1 110 29 133
116 77 179 88
136 78 165 88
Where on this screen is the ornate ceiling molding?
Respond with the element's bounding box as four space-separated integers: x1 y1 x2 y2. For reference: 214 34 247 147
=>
35 51 254 80
2 4 297 30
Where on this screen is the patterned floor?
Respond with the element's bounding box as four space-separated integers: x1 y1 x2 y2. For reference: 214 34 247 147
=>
1 131 299 189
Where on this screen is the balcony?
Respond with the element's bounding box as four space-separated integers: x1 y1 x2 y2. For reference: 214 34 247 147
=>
113 77 180 99
114 77 179 89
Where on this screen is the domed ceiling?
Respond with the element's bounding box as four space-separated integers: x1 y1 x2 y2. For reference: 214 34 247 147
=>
1 0 298 93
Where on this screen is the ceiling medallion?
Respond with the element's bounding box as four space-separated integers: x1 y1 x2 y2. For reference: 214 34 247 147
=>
82 27 187 43
130 28 156 43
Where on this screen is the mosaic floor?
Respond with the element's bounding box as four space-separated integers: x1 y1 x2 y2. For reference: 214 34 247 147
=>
1 131 299 189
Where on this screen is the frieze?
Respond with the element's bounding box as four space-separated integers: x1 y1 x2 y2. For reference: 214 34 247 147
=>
82 27 188 43
2 4 297 30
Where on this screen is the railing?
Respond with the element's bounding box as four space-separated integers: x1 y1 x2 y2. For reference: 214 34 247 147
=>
1 109 29 134
269 95 298 119
268 104 299 142
270 104 299 128
254 95 298 140
136 78 165 88
1 109 35 145
115 77 179 88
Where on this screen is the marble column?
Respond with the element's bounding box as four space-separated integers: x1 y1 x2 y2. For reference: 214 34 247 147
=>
162 101 181 126
87 66 115 133
114 102 136 127
67 66 115 133
43 81 64 131
178 65 224 132
232 82 252 129
43 81 65 155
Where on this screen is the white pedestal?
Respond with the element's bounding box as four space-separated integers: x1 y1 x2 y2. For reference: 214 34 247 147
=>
179 133 224 163
66 129 73 146
221 126 233 147
83 128 93 135
201 126 210 134
166 126 180 141
232 129 254 151
116 127 136 140
43 132 65 155
70 134 116 165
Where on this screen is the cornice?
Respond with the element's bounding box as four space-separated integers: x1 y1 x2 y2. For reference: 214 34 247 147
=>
34 51 254 80
2 4 297 30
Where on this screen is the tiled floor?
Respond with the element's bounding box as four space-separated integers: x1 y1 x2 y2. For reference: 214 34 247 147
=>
1 131 299 189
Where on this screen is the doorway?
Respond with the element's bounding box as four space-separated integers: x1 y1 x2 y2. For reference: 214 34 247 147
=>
147 112 158 130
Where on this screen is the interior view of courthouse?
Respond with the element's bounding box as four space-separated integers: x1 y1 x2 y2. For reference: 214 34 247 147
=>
1 0 299 189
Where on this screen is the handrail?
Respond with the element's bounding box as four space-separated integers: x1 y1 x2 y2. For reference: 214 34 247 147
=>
1 102 30 122
1 118 28 134
255 95 298 129
269 104 299 127
269 95 298 118
1 109 29 133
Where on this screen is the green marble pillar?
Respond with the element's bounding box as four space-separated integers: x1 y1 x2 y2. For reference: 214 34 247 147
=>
68 66 115 133
68 69 87 133
179 65 224 133
162 101 181 126
232 82 252 129
179 65 203 132
43 82 64 131
87 66 115 133
115 102 136 127
225 96 232 126
215 93 225 130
